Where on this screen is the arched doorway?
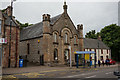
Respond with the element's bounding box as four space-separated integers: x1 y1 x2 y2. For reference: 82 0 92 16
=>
64 49 69 62
54 49 58 61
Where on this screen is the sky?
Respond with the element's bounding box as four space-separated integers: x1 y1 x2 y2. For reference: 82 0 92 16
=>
0 0 119 36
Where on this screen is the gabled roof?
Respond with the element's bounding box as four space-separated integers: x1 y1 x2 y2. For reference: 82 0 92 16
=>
84 38 110 49
20 14 62 41
2 12 18 27
50 14 61 25
20 22 43 41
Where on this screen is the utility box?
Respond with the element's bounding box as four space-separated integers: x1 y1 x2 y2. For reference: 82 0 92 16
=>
19 59 23 67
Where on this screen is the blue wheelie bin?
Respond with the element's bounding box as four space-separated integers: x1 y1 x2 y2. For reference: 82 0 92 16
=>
19 59 23 67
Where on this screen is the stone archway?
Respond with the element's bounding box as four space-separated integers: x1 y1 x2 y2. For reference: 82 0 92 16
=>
64 49 69 63
54 49 58 61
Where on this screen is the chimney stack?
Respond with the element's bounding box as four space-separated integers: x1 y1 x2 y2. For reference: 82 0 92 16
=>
98 35 102 41
77 24 84 51
42 14 51 34
77 24 83 38
6 6 12 16
43 14 50 22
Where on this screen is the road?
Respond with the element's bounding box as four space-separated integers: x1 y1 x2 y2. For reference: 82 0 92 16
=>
2 65 119 80
61 66 118 79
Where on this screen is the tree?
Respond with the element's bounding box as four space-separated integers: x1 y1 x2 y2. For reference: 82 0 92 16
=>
100 24 120 61
16 20 33 29
85 24 120 61
85 30 99 39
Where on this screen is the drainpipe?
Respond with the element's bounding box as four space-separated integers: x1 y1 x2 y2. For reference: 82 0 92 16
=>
15 27 18 67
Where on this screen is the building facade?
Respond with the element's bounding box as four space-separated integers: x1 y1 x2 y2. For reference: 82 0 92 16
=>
84 38 111 65
20 2 111 66
0 6 20 68
20 2 84 66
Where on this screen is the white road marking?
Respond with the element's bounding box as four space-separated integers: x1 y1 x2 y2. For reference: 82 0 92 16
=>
63 72 96 78
85 75 96 78
105 72 112 74
81 73 86 75
65 74 82 78
61 68 116 78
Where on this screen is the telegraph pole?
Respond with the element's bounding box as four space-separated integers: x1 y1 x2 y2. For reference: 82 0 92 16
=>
69 46 72 68
8 0 16 68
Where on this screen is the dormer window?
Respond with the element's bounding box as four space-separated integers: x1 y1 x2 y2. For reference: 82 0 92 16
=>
65 33 68 43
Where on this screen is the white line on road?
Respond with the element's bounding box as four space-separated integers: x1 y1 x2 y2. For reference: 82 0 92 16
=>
63 72 96 78
105 72 112 74
85 75 96 78
61 67 116 78
63 73 86 78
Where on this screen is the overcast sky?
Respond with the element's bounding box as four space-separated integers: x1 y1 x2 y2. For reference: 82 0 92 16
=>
1 0 119 36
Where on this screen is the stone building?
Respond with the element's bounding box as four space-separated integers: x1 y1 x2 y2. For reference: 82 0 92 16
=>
0 6 20 68
20 2 84 66
20 2 111 66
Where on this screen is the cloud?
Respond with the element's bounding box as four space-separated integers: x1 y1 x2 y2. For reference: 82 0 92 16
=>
1 0 119 2
1 1 118 37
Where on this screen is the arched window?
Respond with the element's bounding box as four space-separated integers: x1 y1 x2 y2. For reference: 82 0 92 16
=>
74 36 77 44
54 33 57 42
54 49 58 60
64 49 69 61
65 33 68 43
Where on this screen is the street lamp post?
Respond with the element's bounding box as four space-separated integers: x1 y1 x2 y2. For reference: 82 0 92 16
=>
8 0 16 68
69 46 72 68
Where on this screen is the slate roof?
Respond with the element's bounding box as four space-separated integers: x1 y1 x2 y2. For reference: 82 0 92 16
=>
84 38 110 49
20 14 62 41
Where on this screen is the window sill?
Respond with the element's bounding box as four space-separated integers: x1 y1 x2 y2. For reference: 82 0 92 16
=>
74 44 78 46
53 42 59 45
52 60 59 63
64 43 69 45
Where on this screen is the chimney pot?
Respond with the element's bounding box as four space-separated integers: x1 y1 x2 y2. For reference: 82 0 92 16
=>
6 6 12 16
77 24 83 30
98 35 102 41
43 14 50 22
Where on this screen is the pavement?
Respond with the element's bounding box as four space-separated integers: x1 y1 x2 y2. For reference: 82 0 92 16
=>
3 64 118 75
2 64 118 79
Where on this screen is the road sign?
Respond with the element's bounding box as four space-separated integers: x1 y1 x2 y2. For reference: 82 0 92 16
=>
0 38 7 44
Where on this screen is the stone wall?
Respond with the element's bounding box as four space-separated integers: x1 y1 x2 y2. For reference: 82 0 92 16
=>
19 37 43 63
3 26 20 68
19 13 83 66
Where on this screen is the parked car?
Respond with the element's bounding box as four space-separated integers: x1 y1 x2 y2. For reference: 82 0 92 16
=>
109 59 116 65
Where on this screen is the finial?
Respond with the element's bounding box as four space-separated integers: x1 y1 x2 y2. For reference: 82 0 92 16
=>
64 0 66 5
63 0 67 13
